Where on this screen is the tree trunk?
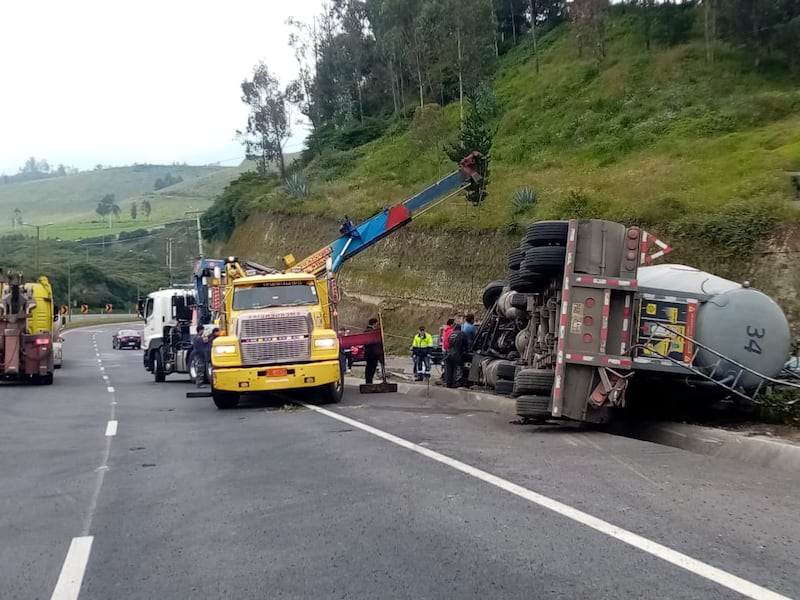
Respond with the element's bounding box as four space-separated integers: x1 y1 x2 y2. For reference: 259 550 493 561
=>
458 24 464 126
530 0 539 73
488 0 500 56
703 0 716 65
510 0 517 45
388 56 399 116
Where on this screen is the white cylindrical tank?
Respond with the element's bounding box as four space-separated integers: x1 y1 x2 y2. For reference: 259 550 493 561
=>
638 264 791 389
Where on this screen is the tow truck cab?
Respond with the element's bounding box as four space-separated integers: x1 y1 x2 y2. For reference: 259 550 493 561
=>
210 272 343 408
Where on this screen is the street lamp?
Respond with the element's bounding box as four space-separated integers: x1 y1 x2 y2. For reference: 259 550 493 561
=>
22 221 54 274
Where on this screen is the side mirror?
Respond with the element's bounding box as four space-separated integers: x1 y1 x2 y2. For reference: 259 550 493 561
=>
61 316 66 326
136 299 145 318
53 314 59 322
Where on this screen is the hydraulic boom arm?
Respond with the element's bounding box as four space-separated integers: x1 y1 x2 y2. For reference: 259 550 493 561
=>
284 152 485 278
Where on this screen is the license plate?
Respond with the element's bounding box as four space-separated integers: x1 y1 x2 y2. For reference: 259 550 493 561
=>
266 368 287 377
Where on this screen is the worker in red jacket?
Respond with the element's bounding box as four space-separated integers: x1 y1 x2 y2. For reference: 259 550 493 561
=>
441 318 455 352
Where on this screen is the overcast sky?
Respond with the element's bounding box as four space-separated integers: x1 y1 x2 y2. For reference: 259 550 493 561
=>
0 0 324 174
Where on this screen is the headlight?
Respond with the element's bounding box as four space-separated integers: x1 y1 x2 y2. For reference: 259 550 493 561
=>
314 338 337 349
214 345 238 355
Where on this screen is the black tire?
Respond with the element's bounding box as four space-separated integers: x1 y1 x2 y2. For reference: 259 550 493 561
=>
496 360 518 381
39 372 54 385
510 271 543 294
494 379 514 395
319 380 344 404
153 350 166 383
513 368 554 395
212 389 239 409
482 280 507 310
524 221 568 247
508 247 524 271
516 394 551 418
522 246 566 273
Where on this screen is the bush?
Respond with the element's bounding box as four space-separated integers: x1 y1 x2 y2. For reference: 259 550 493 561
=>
511 187 537 212
285 173 311 199
202 171 278 242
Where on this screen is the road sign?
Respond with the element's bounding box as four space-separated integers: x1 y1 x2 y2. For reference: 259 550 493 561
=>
60 305 69 315
80 304 89 314
105 303 113 313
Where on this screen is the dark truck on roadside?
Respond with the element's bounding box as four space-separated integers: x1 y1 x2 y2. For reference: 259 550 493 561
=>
467 219 795 424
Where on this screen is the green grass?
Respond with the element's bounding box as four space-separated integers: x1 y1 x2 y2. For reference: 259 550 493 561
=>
272 16 799 238
0 163 244 240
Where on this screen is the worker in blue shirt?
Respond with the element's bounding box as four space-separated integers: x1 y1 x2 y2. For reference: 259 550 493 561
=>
461 313 476 350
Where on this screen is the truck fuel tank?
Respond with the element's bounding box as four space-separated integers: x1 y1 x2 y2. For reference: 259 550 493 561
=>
637 264 791 389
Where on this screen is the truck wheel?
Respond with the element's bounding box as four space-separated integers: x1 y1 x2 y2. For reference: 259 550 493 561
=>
508 247 524 271
482 280 507 309
513 368 554 395
522 246 566 273
496 361 518 381
524 221 568 247
38 372 54 385
516 394 551 420
212 389 239 409
153 350 166 383
320 379 343 404
509 271 541 294
494 379 514 395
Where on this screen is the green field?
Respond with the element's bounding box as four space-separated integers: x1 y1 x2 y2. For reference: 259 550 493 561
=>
0 163 245 240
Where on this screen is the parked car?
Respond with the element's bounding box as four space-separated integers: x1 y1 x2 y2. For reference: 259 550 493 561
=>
113 329 141 350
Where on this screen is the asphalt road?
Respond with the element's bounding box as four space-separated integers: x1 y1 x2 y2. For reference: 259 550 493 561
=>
1 322 799 600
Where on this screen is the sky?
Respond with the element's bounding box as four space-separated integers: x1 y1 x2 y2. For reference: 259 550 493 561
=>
0 0 325 174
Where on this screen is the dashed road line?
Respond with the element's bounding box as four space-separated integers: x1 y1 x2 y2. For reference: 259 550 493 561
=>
105 420 118 437
50 536 93 600
302 402 792 600
107 386 115 393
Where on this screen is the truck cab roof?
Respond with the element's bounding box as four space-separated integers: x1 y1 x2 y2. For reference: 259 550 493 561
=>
232 273 317 286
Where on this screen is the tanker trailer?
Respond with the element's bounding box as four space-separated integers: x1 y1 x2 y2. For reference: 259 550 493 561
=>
632 264 791 394
0 270 55 385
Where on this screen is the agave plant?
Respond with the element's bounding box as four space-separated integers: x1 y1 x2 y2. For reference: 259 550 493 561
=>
285 173 311 199
511 186 537 211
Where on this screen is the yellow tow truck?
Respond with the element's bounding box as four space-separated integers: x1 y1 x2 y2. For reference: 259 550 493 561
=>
199 152 485 409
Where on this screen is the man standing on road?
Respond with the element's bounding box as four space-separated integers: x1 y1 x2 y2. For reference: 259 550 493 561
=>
411 326 433 381
364 318 384 385
192 325 208 387
444 324 466 388
461 313 476 350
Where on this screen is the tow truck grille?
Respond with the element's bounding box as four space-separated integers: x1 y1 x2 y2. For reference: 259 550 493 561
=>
237 312 311 366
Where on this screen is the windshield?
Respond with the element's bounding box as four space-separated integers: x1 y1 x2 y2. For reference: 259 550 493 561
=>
118 330 139 336
232 281 318 310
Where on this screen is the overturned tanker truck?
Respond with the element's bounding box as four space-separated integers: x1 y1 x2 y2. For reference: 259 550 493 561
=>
469 219 796 424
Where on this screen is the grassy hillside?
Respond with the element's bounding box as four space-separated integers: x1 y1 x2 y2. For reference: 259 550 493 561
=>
0 163 243 240
288 19 799 236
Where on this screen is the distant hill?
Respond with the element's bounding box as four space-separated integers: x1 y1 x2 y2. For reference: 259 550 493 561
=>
0 163 246 240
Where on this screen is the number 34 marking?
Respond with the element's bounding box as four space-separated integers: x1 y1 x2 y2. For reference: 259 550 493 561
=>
744 326 765 355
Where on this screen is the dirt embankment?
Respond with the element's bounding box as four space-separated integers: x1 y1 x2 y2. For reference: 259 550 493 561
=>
219 212 800 349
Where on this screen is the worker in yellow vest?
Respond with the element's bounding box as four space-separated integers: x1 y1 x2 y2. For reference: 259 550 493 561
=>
411 326 433 381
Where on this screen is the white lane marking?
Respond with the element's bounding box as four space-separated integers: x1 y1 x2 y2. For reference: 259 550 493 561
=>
102 375 108 381
107 386 115 393
99 367 104 372
96 359 101 363
105 420 118 436
301 402 791 600
50 536 93 600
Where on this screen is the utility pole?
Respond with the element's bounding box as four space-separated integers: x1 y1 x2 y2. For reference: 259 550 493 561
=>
167 238 174 286
67 260 72 323
22 221 53 274
195 213 204 258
